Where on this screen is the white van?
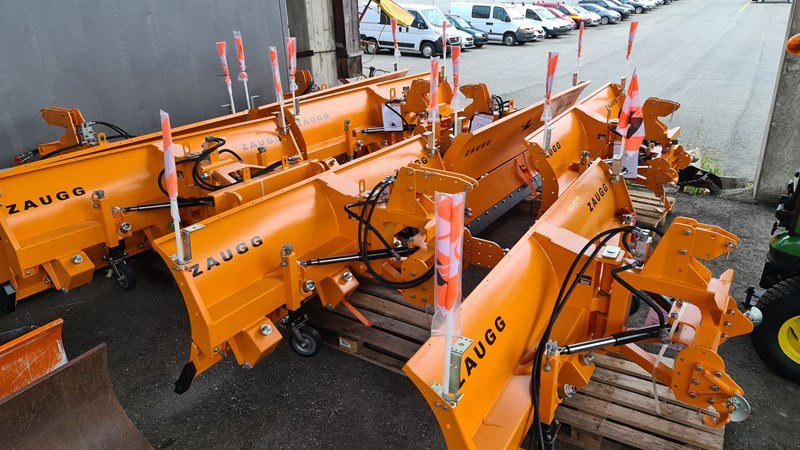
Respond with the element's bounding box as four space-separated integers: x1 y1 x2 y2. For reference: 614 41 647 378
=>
512 4 574 38
449 2 545 46
359 3 466 58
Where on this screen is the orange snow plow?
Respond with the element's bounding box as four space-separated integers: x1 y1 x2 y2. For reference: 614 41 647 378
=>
22 69 376 164
152 83 660 390
0 72 456 310
0 320 150 447
404 161 754 449
524 83 691 214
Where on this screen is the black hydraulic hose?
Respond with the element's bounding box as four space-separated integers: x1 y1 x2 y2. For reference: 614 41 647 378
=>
356 179 433 289
528 222 666 449
219 148 243 162
611 264 667 328
92 120 136 138
252 160 283 177
383 101 409 127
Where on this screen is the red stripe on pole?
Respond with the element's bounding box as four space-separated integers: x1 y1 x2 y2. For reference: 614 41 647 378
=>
160 110 178 198
545 52 559 104
269 46 283 98
430 57 439 119
391 18 398 49
233 30 247 81
578 22 585 58
285 37 297 78
452 45 461 94
216 42 231 85
627 22 638 60
441 21 447 55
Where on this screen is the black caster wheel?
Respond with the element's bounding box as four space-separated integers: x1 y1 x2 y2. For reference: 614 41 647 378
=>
0 285 15 313
113 263 137 291
290 326 322 357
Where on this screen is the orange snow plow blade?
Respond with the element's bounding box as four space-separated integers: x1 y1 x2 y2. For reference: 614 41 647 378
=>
0 72 438 307
0 319 67 398
28 69 408 164
404 162 754 449
444 81 589 233
0 343 151 448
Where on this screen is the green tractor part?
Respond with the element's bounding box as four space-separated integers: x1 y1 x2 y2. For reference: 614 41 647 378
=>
747 170 800 384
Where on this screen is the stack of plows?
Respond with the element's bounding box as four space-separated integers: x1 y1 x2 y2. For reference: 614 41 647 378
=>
0 45 758 448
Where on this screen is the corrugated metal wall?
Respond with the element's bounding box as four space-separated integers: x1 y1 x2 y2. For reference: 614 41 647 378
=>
0 0 289 166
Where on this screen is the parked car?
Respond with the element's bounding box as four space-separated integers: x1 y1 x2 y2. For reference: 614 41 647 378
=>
450 2 545 45
578 2 622 24
573 5 603 26
604 0 636 15
360 3 461 57
537 2 597 26
514 4 573 37
445 14 489 48
545 7 577 30
580 0 630 19
615 0 656 14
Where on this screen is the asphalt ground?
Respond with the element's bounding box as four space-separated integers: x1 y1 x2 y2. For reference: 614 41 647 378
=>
2 0 799 449
363 0 792 180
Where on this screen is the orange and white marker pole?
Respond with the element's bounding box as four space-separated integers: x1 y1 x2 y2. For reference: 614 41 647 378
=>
451 45 462 136
233 30 252 110
574 22 585 86
391 18 400 71
160 110 184 265
434 191 465 399
543 52 559 156
216 42 236 113
624 22 638 91
269 46 287 134
286 36 299 117
428 57 440 155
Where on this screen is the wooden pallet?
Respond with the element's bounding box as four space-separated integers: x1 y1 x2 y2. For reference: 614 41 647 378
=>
306 284 723 449
306 282 431 375
556 353 724 450
629 189 676 228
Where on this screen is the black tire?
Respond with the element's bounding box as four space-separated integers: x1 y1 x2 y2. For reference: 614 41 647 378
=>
114 263 137 291
365 38 379 55
475 43 484 48
290 326 322 357
503 33 517 46
601 16 609 25
635 6 644 13
420 41 435 58
752 277 800 384
0 285 15 313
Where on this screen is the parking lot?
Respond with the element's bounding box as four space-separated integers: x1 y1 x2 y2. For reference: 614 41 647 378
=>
3 1 799 449
364 0 791 180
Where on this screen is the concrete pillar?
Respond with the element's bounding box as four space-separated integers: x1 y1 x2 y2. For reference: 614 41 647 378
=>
287 0 340 87
332 0 364 78
754 1 800 204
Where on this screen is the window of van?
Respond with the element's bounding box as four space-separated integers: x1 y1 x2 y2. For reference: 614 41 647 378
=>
492 6 509 21
472 5 490 19
410 10 425 28
379 12 389 25
533 6 556 19
420 8 447 27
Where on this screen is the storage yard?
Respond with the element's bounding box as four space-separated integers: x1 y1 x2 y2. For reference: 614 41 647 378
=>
1 1 799 449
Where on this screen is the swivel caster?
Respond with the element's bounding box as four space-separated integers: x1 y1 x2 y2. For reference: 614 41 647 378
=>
111 263 136 291
290 325 322 357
